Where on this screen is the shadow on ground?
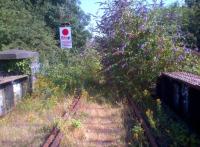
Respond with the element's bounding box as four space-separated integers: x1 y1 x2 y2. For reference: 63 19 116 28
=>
85 83 125 106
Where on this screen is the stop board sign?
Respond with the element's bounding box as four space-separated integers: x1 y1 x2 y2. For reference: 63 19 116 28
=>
62 29 69 35
59 27 72 49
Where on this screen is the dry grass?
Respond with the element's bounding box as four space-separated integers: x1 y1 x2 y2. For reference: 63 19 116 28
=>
60 95 126 147
0 89 136 147
0 96 73 147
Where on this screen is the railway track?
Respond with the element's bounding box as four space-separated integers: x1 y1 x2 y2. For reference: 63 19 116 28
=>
127 96 158 147
42 90 82 147
42 89 158 147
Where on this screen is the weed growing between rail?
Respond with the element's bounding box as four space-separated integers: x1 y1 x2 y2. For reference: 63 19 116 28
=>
60 90 128 147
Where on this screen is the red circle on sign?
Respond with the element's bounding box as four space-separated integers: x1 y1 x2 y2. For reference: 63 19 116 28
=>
62 29 69 36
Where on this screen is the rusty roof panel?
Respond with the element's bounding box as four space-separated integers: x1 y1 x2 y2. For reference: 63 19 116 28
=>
162 72 200 88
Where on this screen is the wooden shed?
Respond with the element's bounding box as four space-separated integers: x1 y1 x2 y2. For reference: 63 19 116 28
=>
0 49 39 91
0 49 39 116
157 72 200 130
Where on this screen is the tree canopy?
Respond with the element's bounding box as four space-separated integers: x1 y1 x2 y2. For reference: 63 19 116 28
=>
0 0 91 62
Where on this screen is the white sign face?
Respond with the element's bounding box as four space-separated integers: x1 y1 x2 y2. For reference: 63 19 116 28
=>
59 27 72 49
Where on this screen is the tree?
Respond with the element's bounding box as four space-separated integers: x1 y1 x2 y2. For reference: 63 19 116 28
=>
0 0 58 62
183 0 200 50
185 0 199 7
0 0 91 63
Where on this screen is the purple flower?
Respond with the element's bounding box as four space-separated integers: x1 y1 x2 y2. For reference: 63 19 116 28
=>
160 0 164 7
184 46 191 54
178 55 185 62
120 43 127 52
144 15 148 22
141 44 145 49
139 24 145 31
121 63 128 69
140 42 148 49
142 6 148 14
173 48 179 52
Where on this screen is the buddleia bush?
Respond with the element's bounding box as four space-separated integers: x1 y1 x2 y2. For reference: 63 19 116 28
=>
95 0 200 145
96 0 200 94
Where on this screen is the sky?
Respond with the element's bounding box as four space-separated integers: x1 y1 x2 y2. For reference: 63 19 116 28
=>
80 0 183 15
80 0 103 31
80 0 183 33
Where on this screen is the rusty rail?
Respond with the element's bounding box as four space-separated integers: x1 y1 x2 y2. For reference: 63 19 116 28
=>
127 97 158 147
42 90 82 147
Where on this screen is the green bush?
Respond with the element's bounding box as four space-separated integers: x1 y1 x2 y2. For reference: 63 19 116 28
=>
42 49 102 92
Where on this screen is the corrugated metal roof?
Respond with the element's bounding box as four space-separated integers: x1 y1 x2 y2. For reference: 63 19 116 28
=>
0 49 38 60
162 72 200 88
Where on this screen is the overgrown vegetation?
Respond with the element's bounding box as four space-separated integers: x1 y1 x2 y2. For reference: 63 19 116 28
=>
96 0 200 146
42 49 102 92
0 0 200 146
0 76 71 146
